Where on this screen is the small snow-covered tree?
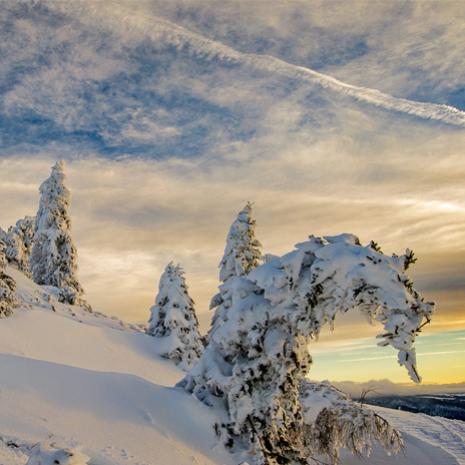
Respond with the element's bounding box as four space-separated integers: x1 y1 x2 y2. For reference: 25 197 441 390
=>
0 240 18 318
30 161 85 306
209 202 262 336
147 262 203 370
3 216 35 274
179 234 434 465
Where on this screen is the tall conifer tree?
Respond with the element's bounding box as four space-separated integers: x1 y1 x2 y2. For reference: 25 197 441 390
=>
30 161 85 305
209 202 262 337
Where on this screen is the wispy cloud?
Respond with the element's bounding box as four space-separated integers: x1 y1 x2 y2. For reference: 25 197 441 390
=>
46 0 465 127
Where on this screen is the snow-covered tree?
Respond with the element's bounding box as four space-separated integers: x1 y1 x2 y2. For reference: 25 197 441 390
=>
26 443 90 465
30 161 85 306
3 216 35 274
209 202 262 336
0 240 18 318
147 262 203 370
218 202 262 283
179 233 434 465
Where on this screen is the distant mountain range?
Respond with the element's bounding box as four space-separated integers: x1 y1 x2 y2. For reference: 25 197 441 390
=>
333 378 465 397
364 394 465 422
330 379 465 421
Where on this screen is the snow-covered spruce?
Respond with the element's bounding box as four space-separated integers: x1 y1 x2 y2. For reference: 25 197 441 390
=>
3 216 35 275
218 202 262 283
209 202 262 337
30 161 86 306
179 234 434 465
26 442 90 465
0 240 18 318
300 380 402 464
147 262 203 370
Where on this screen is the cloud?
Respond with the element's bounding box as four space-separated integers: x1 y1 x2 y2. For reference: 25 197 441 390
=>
2 0 464 169
43 0 465 127
148 0 465 109
1 123 465 329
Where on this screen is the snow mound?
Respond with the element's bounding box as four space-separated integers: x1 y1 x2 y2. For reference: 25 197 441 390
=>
26 443 89 465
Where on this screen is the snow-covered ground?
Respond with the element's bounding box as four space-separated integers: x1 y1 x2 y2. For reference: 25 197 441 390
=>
0 266 463 465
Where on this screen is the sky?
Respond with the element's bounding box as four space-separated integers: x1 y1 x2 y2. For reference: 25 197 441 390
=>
0 0 464 386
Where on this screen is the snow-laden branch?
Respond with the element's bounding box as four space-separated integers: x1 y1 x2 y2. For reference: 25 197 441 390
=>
2 216 35 275
301 380 403 464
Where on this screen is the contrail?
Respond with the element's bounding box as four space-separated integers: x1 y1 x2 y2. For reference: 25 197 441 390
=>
51 0 465 128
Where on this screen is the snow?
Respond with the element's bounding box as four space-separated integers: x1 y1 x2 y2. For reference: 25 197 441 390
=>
25 444 90 465
0 265 463 465
0 438 28 465
2 267 184 387
376 407 465 465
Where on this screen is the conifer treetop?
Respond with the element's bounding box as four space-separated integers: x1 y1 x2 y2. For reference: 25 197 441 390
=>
219 202 262 283
36 160 70 233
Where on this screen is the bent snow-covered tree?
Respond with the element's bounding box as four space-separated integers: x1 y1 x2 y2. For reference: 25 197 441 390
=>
0 240 18 318
147 262 203 370
30 161 85 306
209 202 262 337
3 216 35 274
179 233 434 465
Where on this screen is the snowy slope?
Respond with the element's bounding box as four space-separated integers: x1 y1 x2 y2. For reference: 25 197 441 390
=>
375 407 465 465
1 270 181 387
0 266 463 465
